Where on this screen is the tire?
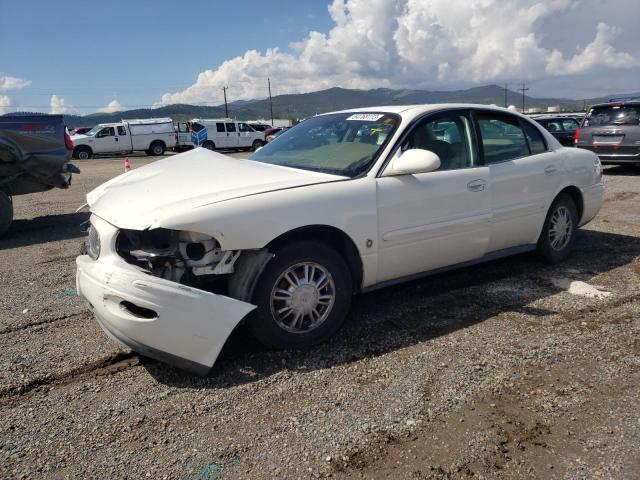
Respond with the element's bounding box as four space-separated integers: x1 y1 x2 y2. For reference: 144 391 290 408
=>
251 139 263 151
149 142 165 156
0 191 13 238
248 241 352 349
202 141 215 151
536 193 578 263
73 146 92 160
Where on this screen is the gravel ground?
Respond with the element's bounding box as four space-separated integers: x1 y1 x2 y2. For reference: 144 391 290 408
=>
0 152 638 479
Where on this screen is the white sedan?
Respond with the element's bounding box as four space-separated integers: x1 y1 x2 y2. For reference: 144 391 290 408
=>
76 104 604 374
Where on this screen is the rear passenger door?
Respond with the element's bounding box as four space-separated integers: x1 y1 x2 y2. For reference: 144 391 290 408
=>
475 110 561 252
238 122 255 147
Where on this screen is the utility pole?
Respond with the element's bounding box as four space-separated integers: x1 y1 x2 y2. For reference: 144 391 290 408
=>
222 86 228 118
268 77 274 126
518 82 529 113
504 83 508 108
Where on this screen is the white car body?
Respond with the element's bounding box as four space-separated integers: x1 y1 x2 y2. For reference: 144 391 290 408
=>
71 118 177 157
191 118 264 150
76 104 604 374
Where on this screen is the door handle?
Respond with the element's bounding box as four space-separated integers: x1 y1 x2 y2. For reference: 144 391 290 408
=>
544 165 558 175
467 179 487 192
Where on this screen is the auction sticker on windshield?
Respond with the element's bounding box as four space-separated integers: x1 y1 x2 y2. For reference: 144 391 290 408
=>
346 113 385 121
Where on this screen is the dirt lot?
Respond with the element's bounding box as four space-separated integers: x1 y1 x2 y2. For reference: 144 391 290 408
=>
0 152 639 479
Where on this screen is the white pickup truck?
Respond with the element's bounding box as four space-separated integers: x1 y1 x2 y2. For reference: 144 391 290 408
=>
71 118 177 159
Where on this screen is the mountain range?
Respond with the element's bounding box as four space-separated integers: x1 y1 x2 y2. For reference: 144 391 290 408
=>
4 84 637 126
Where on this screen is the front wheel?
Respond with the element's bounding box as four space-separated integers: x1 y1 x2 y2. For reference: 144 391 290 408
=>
73 146 92 160
0 191 13 237
202 141 215 151
248 242 352 349
536 193 578 263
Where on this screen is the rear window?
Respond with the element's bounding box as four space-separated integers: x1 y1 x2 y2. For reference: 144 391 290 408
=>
583 105 640 127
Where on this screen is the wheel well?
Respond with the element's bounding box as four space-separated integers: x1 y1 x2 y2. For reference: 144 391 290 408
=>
150 140 165 148
557 186 583 220
74 145 91 153
266 225 364 293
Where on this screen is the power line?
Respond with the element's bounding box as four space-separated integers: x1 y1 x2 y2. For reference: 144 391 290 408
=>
518 82 529 112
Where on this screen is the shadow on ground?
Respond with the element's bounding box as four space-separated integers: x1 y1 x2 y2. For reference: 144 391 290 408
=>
145 228 640 389
0 211 89 250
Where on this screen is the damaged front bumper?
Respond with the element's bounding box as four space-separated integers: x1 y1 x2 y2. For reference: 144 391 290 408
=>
75 216 256 375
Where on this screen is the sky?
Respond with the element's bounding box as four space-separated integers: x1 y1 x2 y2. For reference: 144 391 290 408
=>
0 0 638 115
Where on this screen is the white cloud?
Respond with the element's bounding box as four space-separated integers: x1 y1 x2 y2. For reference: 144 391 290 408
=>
96 99 122 113
158 0 640 105
0 95 18 114
0 74 31 92
50 94 74 114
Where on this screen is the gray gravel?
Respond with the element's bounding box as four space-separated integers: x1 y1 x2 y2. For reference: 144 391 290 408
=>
0 154 639 479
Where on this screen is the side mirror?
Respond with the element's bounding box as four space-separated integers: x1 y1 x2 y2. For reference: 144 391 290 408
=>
387 149 441 175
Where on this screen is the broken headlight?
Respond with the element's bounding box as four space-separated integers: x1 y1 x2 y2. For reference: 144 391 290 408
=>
87 224 101 260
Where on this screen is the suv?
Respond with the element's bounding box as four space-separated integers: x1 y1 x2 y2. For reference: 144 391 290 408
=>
575 98 640 165
532 116 580 147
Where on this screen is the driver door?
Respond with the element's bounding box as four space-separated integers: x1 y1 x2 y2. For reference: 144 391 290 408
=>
376 110 492 283
92 126 118 153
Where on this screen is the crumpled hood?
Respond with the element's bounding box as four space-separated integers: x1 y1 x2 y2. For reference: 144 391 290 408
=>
88 147 345 230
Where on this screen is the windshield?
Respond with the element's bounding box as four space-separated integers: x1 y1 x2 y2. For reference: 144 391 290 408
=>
584 105 640 126
84 125 104 136
249 112 399 177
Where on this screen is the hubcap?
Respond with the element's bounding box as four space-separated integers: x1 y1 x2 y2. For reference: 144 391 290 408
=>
549 205 572 251
270 262 335 333
79 151 88 160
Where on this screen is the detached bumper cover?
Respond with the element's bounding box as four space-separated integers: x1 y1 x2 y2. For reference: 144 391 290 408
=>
76 220 255 374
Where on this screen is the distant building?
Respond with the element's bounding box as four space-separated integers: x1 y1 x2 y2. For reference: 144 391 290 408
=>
547 105 561 113
250 118 292 127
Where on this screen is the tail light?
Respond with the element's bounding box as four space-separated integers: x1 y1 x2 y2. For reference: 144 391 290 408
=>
64 128 74 151
573 128 580 144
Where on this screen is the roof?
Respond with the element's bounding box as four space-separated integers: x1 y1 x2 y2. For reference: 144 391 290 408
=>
321 103 531 119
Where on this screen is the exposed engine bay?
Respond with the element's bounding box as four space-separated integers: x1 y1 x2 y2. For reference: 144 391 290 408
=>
116 228 240 290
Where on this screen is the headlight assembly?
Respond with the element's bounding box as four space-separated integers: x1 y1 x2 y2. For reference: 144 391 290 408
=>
87 223 101 260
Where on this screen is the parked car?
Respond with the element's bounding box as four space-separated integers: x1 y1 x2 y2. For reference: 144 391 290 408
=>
71 126 93 136
265 127 290 143
263 127 283 142
575 98 640 165
76 104 603 374
247 122 272 132
190 118 264 151
71 118 177 159
0 114 79 236
531 116 580 146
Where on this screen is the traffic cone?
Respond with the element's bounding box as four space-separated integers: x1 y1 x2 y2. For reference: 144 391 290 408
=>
124 156 131 172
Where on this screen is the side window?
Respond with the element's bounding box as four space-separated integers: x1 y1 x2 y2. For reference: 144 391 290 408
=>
117 126 127 136
216 122 225 133
177 123 189 133
521 120 546 154
545 121 562 132
238 123 253 132
562 119 578 132
97 127 115 138
226 122 237 133
400 112 476 171
476 112 529 163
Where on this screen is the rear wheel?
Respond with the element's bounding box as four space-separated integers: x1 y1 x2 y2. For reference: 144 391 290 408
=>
248 241 352 349
73 146 92 160
202 141 215 151
0 191 13 237
149 141 165 156
536 193 578 263
251 139 263 151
